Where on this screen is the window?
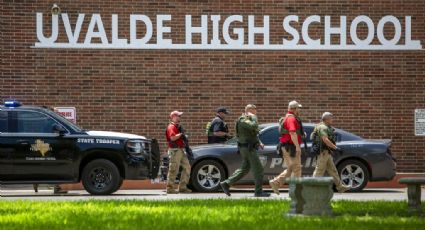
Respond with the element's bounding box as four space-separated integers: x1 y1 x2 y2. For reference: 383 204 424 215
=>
260 127 280 145
12 111 58 133
0 111 7 132
303 126 314 143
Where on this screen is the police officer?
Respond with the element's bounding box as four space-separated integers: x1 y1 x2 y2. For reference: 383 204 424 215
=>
207 107 230 144
220 104 270 197
269 101 303 195
165 111 192 194
311 112 350 193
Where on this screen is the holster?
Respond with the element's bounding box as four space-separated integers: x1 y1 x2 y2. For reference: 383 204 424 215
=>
283 142 296 157
276 142 283 157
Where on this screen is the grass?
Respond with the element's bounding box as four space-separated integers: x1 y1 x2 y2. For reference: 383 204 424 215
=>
0 199 424 230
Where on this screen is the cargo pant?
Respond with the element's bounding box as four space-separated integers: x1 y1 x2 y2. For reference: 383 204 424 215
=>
224 146 264 195
313 150 345 190
166 148 191 191
271 147 302 185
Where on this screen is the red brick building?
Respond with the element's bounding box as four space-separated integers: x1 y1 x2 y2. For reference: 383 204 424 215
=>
1 0 424 172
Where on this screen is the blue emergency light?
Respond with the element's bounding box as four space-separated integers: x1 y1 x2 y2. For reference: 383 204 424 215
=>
4 100 22 108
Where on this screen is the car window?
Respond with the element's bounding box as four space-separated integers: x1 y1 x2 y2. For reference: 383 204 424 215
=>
260 127 279 145
303 126 314 143
12 111 59 133
44 109 83 132
0 111 7 132
226 136 238 145
336 129 362 142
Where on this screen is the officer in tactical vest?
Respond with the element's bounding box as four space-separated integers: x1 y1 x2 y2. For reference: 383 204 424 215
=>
207 107 230 144
311 112 350 193
165 111 192 194
269 101 304 195
220 104 270 197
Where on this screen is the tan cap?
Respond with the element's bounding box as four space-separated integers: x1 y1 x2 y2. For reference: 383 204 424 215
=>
170 110 183 118
288 101 302 109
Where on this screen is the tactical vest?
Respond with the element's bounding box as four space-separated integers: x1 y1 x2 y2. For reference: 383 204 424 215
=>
205 121 212 136
207 116 225 136
278 114 302 136
311 123 336 152
165 123 185 148
235 115 259 144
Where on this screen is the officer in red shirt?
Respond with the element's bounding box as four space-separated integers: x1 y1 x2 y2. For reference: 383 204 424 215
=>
269 101 304 195
165 111 191 194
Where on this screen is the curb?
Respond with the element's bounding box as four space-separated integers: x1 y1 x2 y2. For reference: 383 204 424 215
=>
59 173 425 191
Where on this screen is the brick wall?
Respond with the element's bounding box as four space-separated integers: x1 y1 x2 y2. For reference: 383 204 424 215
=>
1 0 424 172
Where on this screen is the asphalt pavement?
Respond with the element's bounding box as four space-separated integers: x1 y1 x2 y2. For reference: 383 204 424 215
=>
1 185 423 201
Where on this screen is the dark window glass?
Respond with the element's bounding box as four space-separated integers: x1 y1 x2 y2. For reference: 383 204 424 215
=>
0 111 7 132
304 126 314 143
260 127 280 145
14 111 58 133
337 129 362 141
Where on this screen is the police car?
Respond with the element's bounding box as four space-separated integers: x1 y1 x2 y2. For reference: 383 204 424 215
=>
186 123 396 193
0 100 160 195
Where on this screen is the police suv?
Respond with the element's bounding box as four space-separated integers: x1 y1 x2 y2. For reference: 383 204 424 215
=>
0 100 160 195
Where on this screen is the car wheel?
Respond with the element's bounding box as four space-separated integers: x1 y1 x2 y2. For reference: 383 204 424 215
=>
82 159 121 195
190 160 226 192
337 159 369 192
114 177 124 192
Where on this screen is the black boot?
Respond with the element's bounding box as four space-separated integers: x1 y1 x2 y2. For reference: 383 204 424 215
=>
254 192 271 197
53 185 68 194
220 182 231 196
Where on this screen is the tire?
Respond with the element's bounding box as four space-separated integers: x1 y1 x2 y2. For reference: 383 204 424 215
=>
337 159 369 192
190 160 226 192
81 159 121 195
114 177 124 192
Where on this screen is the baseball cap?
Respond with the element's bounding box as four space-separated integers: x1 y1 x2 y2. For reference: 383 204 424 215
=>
170 110 183 118
288 101 302 109
216 107 230 114
321 112 334 120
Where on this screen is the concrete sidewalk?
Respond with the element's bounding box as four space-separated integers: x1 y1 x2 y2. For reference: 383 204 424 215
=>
1 188 423 201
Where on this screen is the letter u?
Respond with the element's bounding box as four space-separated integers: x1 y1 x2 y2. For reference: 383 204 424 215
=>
36 13 58 44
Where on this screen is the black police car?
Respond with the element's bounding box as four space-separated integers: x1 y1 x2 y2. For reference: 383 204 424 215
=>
0 100 160 195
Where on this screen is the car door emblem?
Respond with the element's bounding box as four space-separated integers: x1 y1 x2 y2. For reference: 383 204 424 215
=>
30 139 52 156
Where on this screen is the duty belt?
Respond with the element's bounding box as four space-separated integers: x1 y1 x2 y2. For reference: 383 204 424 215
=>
237 142 259 151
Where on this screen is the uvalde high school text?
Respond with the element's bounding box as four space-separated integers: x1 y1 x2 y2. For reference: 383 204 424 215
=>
35 13 422 50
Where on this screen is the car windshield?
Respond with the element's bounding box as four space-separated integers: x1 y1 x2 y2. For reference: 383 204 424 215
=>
44 109 84 132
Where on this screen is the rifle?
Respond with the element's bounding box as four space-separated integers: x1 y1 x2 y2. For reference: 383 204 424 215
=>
298 118 308 155
177 126 194 163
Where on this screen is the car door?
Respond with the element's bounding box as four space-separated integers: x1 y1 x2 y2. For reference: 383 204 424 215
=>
0 110 14 180
233 127 280 183
258 125 317 179
9 110 76 181
257 127 283 179
301 125 316 176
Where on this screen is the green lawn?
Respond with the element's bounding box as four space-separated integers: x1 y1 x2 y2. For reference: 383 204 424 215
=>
0 199 423 230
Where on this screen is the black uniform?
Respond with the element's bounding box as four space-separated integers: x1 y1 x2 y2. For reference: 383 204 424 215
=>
207 115 229 144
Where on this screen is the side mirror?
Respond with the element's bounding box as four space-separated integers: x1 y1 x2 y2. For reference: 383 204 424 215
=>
53 124 66 136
